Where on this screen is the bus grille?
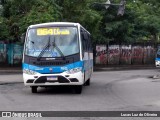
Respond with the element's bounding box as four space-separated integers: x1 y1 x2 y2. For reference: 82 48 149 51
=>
34 76 70 83
34 61 70 66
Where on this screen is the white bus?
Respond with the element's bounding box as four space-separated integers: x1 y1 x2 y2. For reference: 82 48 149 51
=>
22 22 93 94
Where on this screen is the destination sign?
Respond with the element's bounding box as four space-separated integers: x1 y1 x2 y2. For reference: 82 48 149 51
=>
37 28 70 36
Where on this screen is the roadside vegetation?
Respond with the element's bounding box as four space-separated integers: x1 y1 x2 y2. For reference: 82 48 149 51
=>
0 0 160 44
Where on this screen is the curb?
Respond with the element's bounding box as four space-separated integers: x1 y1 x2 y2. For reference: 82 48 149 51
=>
94 67 158 71
0 66 158 74
0 70 22 74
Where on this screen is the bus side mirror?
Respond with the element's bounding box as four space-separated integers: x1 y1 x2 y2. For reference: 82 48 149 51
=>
20 33 26 43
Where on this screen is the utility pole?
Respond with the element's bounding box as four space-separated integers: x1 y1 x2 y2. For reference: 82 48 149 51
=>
117 0 126 16
93 0 126 16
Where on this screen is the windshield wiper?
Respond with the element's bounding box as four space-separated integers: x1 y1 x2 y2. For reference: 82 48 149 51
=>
37 37 51 61
37 36 65 61
52 37 65 60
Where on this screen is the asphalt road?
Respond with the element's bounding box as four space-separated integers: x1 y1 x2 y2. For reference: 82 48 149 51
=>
0 69 160 120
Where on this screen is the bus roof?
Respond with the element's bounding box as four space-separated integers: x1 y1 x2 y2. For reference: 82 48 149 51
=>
28 22 90 34
29 22 79 28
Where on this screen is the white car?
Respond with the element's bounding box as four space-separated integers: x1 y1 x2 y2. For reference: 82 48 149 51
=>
155 60 160 67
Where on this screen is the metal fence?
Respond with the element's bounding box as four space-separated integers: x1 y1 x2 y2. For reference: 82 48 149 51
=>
0 43 157 66
0 43 23 66
95 44 156 65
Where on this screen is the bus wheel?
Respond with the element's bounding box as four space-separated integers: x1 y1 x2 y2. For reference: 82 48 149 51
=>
75 85 82 94
85 78 90 86
31 86 38 93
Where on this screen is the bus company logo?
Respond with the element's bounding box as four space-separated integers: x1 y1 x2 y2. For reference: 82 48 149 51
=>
49 68 53 72
2 112 11 117
46 58 55 60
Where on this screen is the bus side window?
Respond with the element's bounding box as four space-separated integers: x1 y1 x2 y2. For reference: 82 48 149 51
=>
85 32 92 52
81 31 85 57
88 35 92 52
84 32 89 52
81 29 90 57
87 35 91 52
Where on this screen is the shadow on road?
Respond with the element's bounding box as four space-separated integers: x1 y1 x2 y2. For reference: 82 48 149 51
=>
36 86 81 94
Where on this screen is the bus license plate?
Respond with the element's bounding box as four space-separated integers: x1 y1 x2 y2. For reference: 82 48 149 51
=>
47 76 58 80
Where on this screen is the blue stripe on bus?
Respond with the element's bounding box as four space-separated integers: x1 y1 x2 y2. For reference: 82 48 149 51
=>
156 58 160 61
23 61 84 74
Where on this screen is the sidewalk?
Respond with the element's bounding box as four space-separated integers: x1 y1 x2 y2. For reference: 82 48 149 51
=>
0 64 158 74
94 64 158 71
0 67 22 74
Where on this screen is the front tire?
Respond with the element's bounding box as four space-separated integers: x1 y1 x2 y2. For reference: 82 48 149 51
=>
31 86 38 93
74 85 82 94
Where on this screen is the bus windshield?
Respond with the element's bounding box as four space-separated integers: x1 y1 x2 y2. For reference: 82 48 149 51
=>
25 27 79 57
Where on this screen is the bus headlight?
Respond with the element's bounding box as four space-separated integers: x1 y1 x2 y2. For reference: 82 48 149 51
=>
66 67 82 74
23 69 38 75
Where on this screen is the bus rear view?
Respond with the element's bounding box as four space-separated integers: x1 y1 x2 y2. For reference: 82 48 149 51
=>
22 22 93 94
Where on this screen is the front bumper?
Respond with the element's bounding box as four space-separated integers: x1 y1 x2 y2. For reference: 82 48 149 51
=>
23 71 84 86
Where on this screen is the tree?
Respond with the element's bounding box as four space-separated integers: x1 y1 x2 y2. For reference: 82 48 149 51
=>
55 0 103 43
0 0 160 44
0 17 9 40
99 0 160 44
1 0 62 42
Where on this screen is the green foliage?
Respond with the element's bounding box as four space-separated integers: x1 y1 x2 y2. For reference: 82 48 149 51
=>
0 0 160 44
0 17 9 40
100 0 160 44
0 0 62 41
19 0 62 33
56 0 103 42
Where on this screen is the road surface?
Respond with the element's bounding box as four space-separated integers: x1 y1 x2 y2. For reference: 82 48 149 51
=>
0 69 160 120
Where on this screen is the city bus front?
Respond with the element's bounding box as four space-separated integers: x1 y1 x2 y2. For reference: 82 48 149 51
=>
22 25 84 93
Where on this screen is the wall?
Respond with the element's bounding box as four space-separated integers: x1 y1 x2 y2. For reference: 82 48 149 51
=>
120 45 132 64
0 43 23 66
96 45 156 65
0 44 7 63
0 43 156 66
13 44 23 64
